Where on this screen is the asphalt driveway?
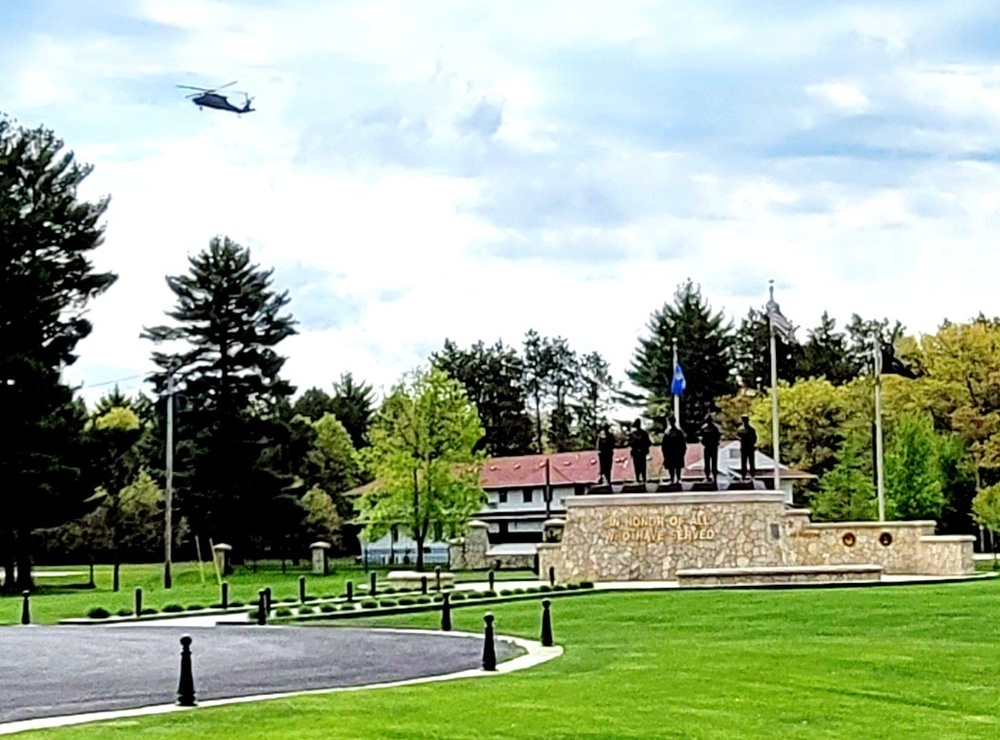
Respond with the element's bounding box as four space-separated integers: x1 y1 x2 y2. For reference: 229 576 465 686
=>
0 625 518 723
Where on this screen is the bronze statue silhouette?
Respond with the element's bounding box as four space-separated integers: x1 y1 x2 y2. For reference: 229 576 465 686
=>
737 415 757 479
596 422 616 484
627 418 652 483
661 419 687 485
699 416 721 482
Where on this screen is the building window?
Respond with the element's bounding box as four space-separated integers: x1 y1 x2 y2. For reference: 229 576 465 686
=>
498 491 508 504
498 522 509 536
523 488 534 503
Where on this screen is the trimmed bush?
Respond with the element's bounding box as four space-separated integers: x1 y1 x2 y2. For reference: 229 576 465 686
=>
141 607 158 616
567 583 581 590
210 602 224 609
230 601 244 608
87 607 111 619
360 599 378 609
340 603 358 611
580 581 595 589
431 594 444 602
398 597 416 606
416 596 431 604
274 607 293 617
539 585 552 593
483 590 497 598
525 586 540 593
450 592 467 601
383 587 397 594
513 588 526 595
466 591 484 600
163 604 185 613
116 608 133 617
553 584 567 592
378 599 398 608
298 606 315 615
320 604 337 613
186 604 205 611
322 594 336 600
499 589 513 596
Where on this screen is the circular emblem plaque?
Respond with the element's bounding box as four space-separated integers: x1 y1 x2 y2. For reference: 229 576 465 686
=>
879 532 893 547
842 532 856 547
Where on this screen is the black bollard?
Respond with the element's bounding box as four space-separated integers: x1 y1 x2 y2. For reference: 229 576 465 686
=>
541 599 553 647
482 613 497 671
264 587 272 614
435 566 442 592
488 569 495 592
176 635 197 706
256 589 267 625
21 590 30 625
441 592 452 632
88 559 95 588
221 582 229 610
421 576 428 595
548 566 555 587
299 576 306 604
135 587 143 617
370 571 377 598
346 580 353 602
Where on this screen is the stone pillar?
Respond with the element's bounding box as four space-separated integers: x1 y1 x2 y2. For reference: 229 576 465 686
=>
543 518 565 544
212 543 232 576
310 541 332 575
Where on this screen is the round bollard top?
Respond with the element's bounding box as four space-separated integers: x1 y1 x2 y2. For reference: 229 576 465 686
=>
180 634 192 647
22 590 30 597
542 599 551 608
484 613 494 626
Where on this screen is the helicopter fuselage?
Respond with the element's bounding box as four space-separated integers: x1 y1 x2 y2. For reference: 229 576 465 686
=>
191 92 254 114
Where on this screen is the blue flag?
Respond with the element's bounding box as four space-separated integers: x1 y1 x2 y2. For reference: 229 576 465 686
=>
671 363 686 396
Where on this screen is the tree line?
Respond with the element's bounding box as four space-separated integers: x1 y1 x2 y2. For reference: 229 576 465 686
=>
6 115 1000 589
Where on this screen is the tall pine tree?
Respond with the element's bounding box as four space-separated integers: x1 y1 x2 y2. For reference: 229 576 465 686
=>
143 237 298 557
627 281 735 435
1 116 117 590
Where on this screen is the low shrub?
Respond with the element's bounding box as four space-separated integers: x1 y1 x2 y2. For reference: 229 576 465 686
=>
186 604 205 611
87 607 111 619
398 597 416 606
162 604 185 613
116 608 133 617
140 607 158 616
450 592 467 601
431 594 444 602
210 602 224 609
567 583 581 590
360 599 378 609
340 603 358 611
321 594 336 600
525 586 540 593
320 604 337 613
483 590 497 598
383 587 397 594
539 585 552 593
298 606 315 615
230 601 244 608
466 591 484 600
579 581 595 589
499 589 513 596
513 588 526 595
416 596 431 604
553 584 567 592
378 599 398 608
274 607 293 617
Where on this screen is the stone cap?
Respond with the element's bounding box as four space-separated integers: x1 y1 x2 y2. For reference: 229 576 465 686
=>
921 534 976 543
468 519 489 529
567 492 787 507
309 541 332 550
807 521 937 529
677 564 884 577
212 543 232 552
543 518 566 526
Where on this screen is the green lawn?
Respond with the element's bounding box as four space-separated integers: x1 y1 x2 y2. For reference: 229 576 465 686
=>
9 579 1000 738
0 562 537 626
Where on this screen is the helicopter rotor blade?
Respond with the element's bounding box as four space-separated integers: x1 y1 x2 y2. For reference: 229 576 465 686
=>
176 85 212 92
215 81 238 91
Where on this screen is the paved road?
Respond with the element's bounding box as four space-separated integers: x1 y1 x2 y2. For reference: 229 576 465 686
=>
0 625 519 723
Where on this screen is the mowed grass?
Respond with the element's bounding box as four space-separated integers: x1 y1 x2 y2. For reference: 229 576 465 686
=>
0 563 538 625
12 579 1000 739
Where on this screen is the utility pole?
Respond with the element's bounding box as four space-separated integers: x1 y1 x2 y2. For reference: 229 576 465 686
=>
164 370 175 589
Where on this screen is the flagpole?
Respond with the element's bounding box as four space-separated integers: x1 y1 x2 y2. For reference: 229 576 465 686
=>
672 337 680 428
873 339 886 522
769 311 781 499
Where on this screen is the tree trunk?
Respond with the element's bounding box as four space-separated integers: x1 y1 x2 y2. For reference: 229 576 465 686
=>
415 532 425 572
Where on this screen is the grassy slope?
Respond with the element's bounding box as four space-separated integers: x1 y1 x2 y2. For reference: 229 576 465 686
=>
12 579 1000 739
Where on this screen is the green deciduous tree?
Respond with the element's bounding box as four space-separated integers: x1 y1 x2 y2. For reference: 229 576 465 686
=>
143 237 299 557
627 281 735 435
884 413 944 521
972 483 1000 561
358 367 484 571
1 116 117 591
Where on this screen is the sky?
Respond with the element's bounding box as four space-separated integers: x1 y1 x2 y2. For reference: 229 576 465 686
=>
5 0 1000 406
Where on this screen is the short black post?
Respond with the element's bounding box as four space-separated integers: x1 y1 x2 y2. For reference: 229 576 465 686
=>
20 590 30 625
541 599 553 647
221 582 229 610
441 592 452 632
435 566 442 592
256 589 267 625
299 576 306 604
548 566 556 587
346 580 354 602
370 571 377 598
88 558 95 588
482 613 497 671
488 569 495 592
264 587 272 613
176 635 196 706
420 576 428 595
135 587 143 617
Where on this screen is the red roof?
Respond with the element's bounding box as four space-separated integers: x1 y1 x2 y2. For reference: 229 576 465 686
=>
480 443 812 488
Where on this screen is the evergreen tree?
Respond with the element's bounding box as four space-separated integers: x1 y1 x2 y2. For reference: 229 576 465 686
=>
627 281 736 435
523 329 554 452
432 339 534 456
330 373 376 449
545 337 579 452
575 351 619 450
797 312 860 384
0 116 117 591
732 307 800 391
293 387 337 421
143 237 298 557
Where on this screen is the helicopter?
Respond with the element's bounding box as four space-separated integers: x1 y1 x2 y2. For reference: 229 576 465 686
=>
177 81 255 114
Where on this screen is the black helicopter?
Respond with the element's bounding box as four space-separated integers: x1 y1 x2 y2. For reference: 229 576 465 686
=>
177 81 254 114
